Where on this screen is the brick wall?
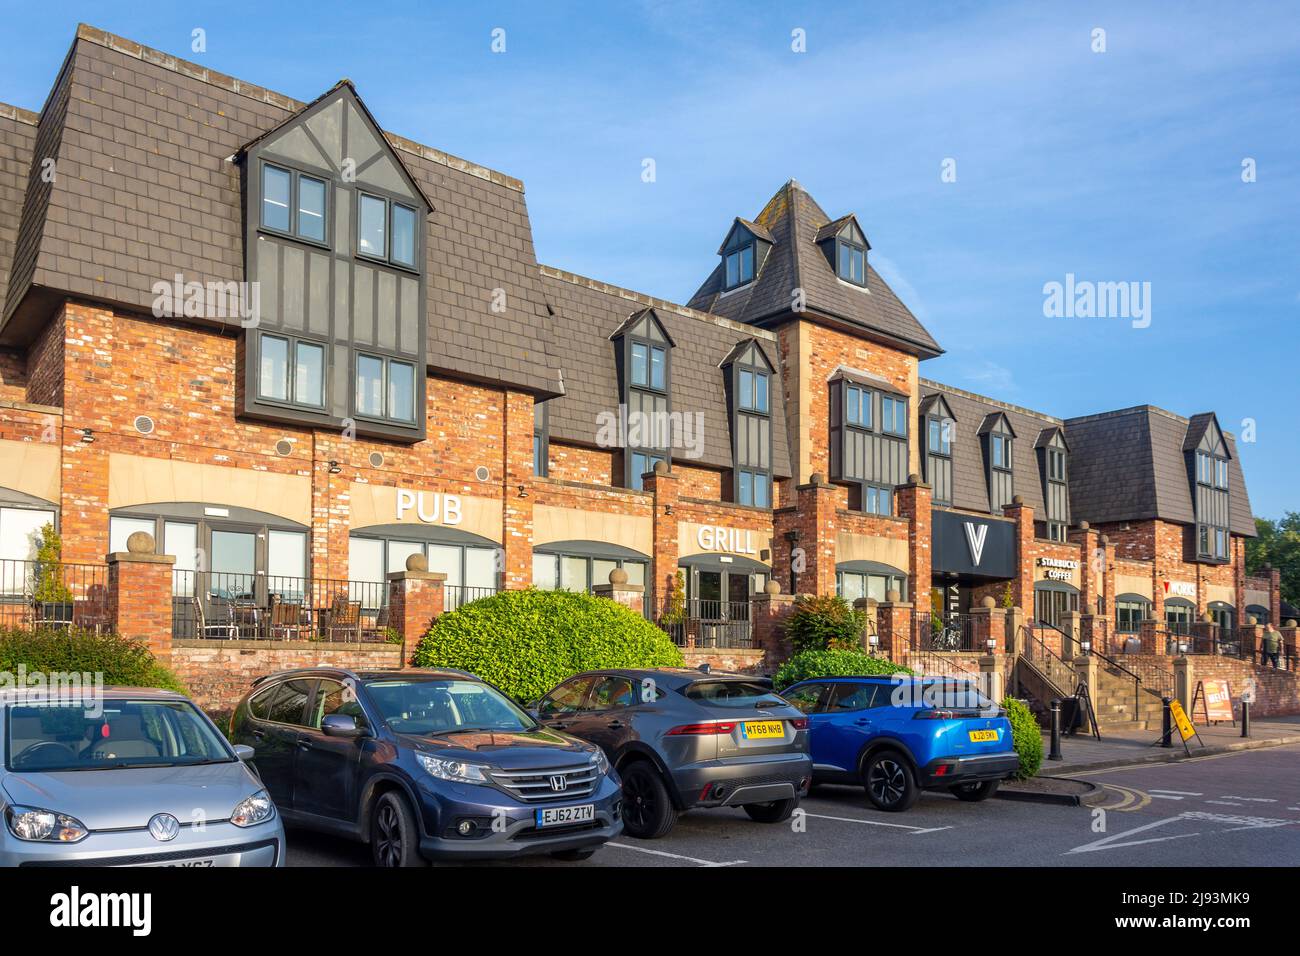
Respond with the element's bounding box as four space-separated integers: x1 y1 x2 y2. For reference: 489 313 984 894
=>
1116 654 1300 719
0 349 25 403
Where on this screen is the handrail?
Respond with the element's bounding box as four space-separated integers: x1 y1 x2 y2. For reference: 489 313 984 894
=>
1018 624 1078 698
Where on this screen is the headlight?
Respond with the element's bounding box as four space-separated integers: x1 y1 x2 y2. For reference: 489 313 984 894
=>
416 752 489 784
230 790 275 828
6 805 88 843
589 748 610 774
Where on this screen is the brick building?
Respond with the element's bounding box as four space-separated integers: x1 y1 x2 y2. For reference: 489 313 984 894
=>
0 26 1277 654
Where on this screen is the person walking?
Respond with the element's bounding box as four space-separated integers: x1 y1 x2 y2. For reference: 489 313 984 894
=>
1261 621 1282 668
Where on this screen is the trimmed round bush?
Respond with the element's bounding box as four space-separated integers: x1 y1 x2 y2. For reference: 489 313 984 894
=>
413 589 684 702
1002 697 1043 780
785 595 868 653
774 649 913 690
0 627 186 693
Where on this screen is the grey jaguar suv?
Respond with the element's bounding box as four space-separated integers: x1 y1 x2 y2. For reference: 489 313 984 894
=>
1 686 283 866
230 667 622 865
531 668 811 839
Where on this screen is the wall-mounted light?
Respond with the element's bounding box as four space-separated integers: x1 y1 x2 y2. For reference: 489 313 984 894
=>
664 503 673 516
517 484 528 498
1080 641 1091 655
986 638 998 652
79 428 94 444
327 460 342 475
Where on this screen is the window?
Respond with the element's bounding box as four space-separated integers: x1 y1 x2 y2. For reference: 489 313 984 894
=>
533 402 549 478
781 683 827 714
827 682 881 712
355 353 417 423
837 240 866 285
1048 448 1066 482
864 484 893 516
357 193 420 269
264 679 315 727
109 516 155 554
1215 527 1229 561
538 677 594 716
260 163 328 244
738 368 769 413
631 342 666 391
928 418 951 455
724 242 754 289
991 434 1011 470
738 470 770 508
1046 521 1067 542
629 452 666 490
1214 458 1229 489
532 551 647 596
310 679 366 730
257 334 325 409
1197 451 1211 484
1116 598 1150 633
882 396 907 436
836 569 907 603
0 507 55 566
845 385 871 428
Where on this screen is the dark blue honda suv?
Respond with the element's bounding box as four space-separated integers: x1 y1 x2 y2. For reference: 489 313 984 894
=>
230 667 622 865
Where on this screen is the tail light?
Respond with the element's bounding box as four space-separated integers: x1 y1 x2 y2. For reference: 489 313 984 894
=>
667 721 737 736
913 709 958 720
790 718 809 730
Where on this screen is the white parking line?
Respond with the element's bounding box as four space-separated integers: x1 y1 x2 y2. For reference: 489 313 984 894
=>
1206 800 1244 806
1149 794 1183 800
802 811 951 834
1149 789 1202 796
1221 796 1278 803
606 842 745 867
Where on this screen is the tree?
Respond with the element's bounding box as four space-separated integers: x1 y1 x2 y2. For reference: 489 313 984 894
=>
1246 513 1300 608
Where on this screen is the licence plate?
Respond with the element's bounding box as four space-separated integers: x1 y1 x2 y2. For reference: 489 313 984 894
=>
968 729 999 743
535 804 595 829
741 720 785 740
135 858 216 868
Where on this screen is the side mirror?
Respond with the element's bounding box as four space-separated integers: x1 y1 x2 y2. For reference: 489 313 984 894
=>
321 714 363 738
232 744 256 762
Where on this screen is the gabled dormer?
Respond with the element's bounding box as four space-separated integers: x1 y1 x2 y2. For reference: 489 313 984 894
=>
721 339 774 507
717 218 773 291
919 393 956 506
828 368 909 515
238 81 433 441
815 215 870 287
612 308 675 489
1035 427 1070 541
1184 413 1231 562
978 412 1016 513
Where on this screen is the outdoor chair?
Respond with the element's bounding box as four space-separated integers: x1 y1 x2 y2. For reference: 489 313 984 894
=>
193 597 238 639
326 596 362 642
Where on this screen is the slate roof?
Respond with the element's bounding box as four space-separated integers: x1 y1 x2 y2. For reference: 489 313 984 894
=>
0 103 38 320
0 25 562 397
539 265 792 478
686 180 942 358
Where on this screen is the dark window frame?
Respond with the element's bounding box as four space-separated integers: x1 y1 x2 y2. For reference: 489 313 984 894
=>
533 401 549 478
863 483 894 516
255 331 328 412
835 236 868 286
845 383 873 431
258 160 331 250
355 190 422 274
881 395 908 437
736 468 771 508
990 432 1013 472
352 350 419 426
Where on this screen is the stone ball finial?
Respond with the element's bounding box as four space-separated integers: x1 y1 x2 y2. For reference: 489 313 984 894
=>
981 595 996 608
1287 619 1298 628
1078 520 1090 531
764 579 780 595
1012 495 1024 505
126 531 155 555
1085 602 1097 616
1247 615 1257 626
653 459 670 475
810 472 825 485
1202 612 1214 623
886 589 901 603
609 567 629 586
405 553 428 572
907 472 920 484
1099 533 1108 545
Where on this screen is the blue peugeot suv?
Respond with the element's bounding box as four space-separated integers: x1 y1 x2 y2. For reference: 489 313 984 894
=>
230 668 622 865
780 676 1019 811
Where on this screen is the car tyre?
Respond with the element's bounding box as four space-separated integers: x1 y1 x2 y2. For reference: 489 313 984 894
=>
742 797 798 823
620 761 677 839
862 749 919 812
950 779 1000 802
370 791 427 867
550 847 597 861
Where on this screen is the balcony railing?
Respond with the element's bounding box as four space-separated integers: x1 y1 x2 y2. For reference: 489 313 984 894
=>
443 584 499 612
660 599 753 649
172 571 390 642
0 558 111 634
912 612 979 652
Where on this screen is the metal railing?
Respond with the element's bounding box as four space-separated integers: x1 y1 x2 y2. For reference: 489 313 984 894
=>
0 558 111 634
1020 624 1079 698
171 571 390 642
912 612 978 652
443 584 499 612
660 599 753 649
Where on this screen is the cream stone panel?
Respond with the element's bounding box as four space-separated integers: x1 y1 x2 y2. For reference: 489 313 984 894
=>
835 531 909 572
1204 583 1236 607
349 483 503 543
532 504 652 557
0 439 60 503
1115 573 1154 600
108 453 310 524
1244 588 1270 609
679 521 773 564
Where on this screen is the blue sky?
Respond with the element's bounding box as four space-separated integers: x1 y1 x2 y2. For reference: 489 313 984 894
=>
2 1 1297 517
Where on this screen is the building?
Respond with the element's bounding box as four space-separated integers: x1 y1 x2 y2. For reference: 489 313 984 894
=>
0 26 1272 651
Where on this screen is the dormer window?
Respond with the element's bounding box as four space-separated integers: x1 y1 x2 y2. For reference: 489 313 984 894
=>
738 367 769 413
882 396 908 437
817 216 871 287
838 237 866 284
358 193 420 269
717 220 770 292
991 434 1011 470
631 342 667 392
845 385 872 428
615 309 675 489
725 243 754 288
725 340 775 509
1037 428 1070 542
979 413 1016 513
260 162 328 245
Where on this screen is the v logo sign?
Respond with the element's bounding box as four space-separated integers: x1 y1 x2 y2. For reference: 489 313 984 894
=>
963 522 988 566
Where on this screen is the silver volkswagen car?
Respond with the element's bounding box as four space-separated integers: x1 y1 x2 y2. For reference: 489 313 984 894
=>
1 686 284 866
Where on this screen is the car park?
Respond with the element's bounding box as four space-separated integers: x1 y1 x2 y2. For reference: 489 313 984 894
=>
1 686 283 866
530 668 811 839
781 675 1019 811
230 667 622 866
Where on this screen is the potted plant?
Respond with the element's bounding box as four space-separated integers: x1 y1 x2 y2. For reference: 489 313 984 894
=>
32 522 74 626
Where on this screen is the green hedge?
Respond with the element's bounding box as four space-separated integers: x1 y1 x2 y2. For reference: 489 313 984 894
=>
1002 697 1043 780
413 589 684 702
774 649 913 690
785 595 868 654
0 628 186 693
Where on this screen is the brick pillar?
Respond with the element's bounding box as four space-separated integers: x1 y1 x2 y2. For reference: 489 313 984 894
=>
792 474 838 596
1139 618 1165 655
968 597 1006 654
1239 622 1264 661
978 654 1003 701
1075 522 1100 615
752 585 796 668
1174 656 1194 713
853 597 879 653
106 533 176 665
1056 610 1079 659
1002 496 1035 610
895 476 931 608
1073 653 1098 733
1191 615 1217 655
1233 535 1246 630
642 462 679 621
501 390 535 590
1269 567 1282 627
1007 606 1026 655
309 436 350 582
876 596 913 665
593 567 646 614
387 556 446 666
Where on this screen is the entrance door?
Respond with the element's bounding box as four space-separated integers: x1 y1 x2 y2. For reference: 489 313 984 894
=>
210 529 258 636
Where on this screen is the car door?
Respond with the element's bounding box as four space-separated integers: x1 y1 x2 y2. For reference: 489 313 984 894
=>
534 676 597 733
781 682 832 769
820 682 884 772
567 675 639 755
291 678 367 821
244 678 315 810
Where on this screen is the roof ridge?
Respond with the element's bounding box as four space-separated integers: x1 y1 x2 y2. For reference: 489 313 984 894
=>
0 101 40 126
919 378 1063 424
538 264 776 342
1063 403 1190 426
72 23 525 193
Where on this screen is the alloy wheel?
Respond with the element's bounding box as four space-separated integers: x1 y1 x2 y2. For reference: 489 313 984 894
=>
622 770 653 830
868 758 907 807
374 802 402 867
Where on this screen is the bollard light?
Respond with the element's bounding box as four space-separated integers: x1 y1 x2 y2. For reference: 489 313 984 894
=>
986 638 997 652
1080 641 1091 655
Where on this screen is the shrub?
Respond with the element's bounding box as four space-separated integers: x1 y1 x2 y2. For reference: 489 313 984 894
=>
413 588 684 702
0 627 186 693
785 595 868 653
774 648 913 690
32 523 72 605
1002 697 1043 780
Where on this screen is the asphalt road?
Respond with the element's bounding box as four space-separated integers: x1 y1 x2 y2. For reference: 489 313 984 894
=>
285 743 1300 867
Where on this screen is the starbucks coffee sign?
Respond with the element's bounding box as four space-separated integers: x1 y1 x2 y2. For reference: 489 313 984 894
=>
1037 556 1079 582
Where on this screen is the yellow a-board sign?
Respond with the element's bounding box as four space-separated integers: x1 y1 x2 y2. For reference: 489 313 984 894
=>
1169 699 1196 742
